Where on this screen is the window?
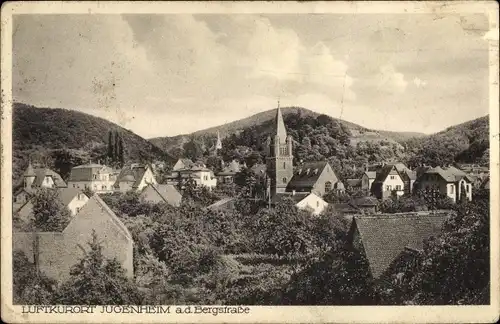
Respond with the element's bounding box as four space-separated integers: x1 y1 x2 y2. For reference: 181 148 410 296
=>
316 201 319 207
283 177 287 184
450 185 455 194
73 184 76 188
390 175 396 180
283 162 286 169
386 185 392 191
325 181 332 192
102 185 106 190
93 174 97 180
76 207 80 214
396 185 402 191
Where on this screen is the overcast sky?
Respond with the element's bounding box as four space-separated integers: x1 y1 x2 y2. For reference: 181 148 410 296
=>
13 13 490 138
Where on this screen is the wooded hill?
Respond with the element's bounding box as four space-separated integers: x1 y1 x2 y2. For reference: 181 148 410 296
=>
149 106 427 155
12 103 174 182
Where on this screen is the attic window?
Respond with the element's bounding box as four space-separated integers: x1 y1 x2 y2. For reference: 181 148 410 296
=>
305 169 310 175
297 169 302 175
313 168 319 175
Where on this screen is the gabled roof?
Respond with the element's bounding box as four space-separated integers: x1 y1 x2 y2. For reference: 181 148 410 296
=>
56 188 87 206
66 194 132 241
364 171 377 179
287 161 336 191
373 164 398 184
114 165 150 188
142 184 182 205
351 213 449 278
331 202 360 214
32 168 67 188
424 166 474 183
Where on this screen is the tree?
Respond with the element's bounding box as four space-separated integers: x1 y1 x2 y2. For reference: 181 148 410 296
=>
401 196 490 305
31 188 71 232
183 138 204 161
107 130 115 162
53 231 144 305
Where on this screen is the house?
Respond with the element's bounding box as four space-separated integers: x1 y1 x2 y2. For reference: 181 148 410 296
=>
67 163 116 193
274 192 329 215
166 161 217 190
20 162 66 190
350 196 379 214
14 163 67 209
264 104 341 199
361 171 377 193
370 163 416 199
286 161 340 197
172 158 195 171
347 212 450 280
13 194 134 283
114 163 157 193
346 179 362 191
15 188 89 224
415 166 474 203
139 183 182 207
216 160 244 184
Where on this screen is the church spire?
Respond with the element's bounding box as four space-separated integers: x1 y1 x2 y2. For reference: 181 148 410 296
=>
275 99 287 144
215 130 222 150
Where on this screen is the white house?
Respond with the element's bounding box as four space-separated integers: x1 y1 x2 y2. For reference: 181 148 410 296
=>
114 164 157 193
275 192 329 216
166 160 217 190
16 188 89 224
416 166 474 203
369 163 416 199
67 163 116 193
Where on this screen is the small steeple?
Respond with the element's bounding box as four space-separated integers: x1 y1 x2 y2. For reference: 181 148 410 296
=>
275 99 287 144
23 160 36 177
215 130 222 150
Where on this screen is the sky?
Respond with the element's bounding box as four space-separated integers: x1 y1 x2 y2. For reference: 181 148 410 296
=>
12 13 491 138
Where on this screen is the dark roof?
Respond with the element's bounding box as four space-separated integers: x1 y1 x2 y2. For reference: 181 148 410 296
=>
141 184 182 205
331 203 360 214
287 161 335 191
373 164 397 184
251 163 267 176
364 171 377 179
114 165 148 188
334 181 345 190
351 196 379 207
424 166 474 183
32 168 67 188
274 192 310 204
482 177 490 190
68 164 112 181
57 188 87 206
346 179 362 187
352 213 449 278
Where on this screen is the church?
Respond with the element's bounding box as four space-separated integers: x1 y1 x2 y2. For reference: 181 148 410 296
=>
265 103 341 202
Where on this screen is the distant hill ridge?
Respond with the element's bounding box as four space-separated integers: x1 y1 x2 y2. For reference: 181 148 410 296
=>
149 106 427 154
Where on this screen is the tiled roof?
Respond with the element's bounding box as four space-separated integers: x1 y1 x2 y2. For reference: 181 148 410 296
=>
287 161 335 191
331 202 360 214
144 184 182 205
351 213 449 278
351 196 379 207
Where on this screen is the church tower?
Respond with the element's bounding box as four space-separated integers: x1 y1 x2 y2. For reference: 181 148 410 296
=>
23 160 36 189
266 101 294 198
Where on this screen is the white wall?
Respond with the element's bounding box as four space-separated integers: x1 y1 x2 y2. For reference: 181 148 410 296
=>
68 180 115 193
67 194 90 216
296 194 328 215
382 174 405 193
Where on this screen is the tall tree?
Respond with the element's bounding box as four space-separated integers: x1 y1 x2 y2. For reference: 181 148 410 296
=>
53 231 144 305
107 130 115 162
31 188 71 232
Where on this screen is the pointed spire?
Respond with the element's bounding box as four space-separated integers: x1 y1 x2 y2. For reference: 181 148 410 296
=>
23 160 35 177
275 99 287 144
215 130 222 150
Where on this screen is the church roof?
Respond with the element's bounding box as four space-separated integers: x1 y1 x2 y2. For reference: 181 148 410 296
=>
23 162 36 177
287 161 333 191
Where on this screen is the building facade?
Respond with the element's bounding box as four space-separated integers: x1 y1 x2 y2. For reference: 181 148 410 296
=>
67 163 116 193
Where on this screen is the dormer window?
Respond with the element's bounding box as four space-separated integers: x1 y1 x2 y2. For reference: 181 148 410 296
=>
313 169 319 175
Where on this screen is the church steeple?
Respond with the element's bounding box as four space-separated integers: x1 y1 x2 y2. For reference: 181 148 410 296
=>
266 99 294 198
275 100 287 144
215 130 222 150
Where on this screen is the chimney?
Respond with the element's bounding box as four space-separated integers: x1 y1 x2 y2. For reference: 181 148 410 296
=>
292 190 296 196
